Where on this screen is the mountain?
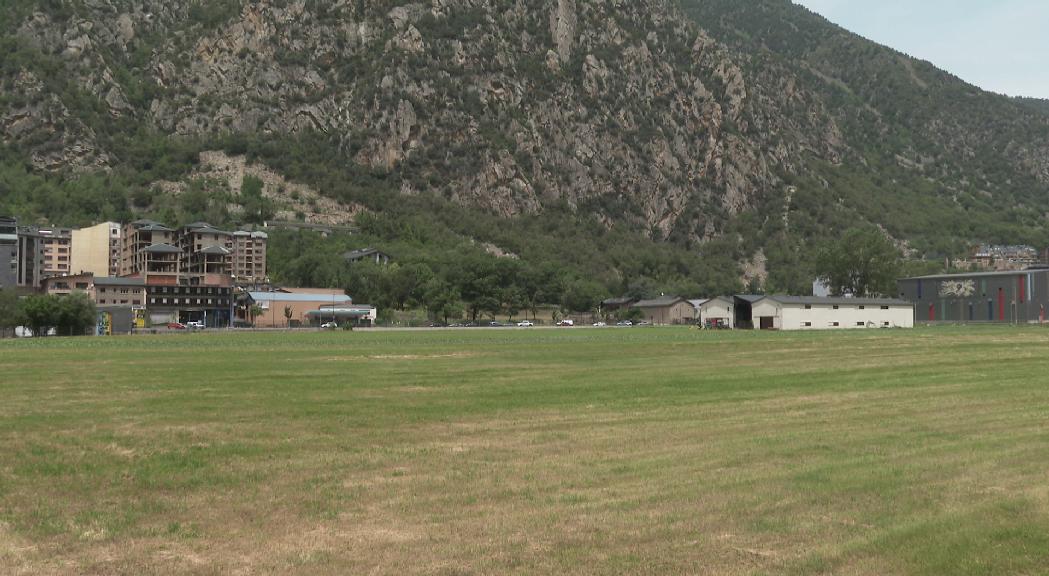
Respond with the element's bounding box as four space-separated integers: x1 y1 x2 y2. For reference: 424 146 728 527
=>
1 0 1048 294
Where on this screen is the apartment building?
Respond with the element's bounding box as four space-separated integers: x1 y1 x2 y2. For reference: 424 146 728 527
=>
71 221 121 277
0 217 17 290
232 231 268 283
121 220 177 277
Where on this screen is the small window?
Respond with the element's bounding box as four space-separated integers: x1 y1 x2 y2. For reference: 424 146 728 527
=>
883 322 890 327
803 322 812 327
833 305 840 310
831 322 840 327
881 305 890 310
804 304 812 310
856 322 865 327
859 306 866 310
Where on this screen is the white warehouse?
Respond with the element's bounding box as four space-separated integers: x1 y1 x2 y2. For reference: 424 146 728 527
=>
750 296 914 330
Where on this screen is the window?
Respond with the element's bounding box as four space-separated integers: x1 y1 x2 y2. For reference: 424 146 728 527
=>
98 299 106 304
133 300 141 305
856 322 865 327
881 306 890 310
833 305 839 310
804 305 812 310
883 322 890 327
831 322 840 327
120 300 128 305
859 306 866 310
803 322 812 327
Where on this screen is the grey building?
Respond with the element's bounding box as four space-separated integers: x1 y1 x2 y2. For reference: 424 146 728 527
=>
344 248 391 265
897 269 1049 324
0 217 16 290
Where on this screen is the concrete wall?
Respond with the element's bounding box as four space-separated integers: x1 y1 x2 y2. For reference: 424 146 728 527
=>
71 222 119 277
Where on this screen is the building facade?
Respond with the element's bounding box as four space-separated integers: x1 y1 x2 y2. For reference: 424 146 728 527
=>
71 221 121 277
897 270 1049 324
0 217 16 290
631 296 695 325
240 291 354 328
232 231 267 283
698 297 735 328
750 296 914 330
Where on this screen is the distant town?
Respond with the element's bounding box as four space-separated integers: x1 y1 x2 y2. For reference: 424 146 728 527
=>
5 214 1049 336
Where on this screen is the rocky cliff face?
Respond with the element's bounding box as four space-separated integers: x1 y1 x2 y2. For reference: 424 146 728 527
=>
2 0 844 243
3 0 1049 259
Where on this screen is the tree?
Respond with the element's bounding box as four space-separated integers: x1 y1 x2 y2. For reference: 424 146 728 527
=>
250 304 264 327
0 289 21 338
814 228 901 297
55 293 96 336
283 305 293 328
423 278 463 324
19 295 57 337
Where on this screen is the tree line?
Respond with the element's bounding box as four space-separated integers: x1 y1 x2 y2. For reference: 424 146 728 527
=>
0 291 96 337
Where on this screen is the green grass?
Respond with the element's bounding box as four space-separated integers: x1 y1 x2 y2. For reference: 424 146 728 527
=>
2 326 1049 574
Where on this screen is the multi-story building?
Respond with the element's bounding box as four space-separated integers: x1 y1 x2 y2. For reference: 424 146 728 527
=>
0 217 17 290
71 221 121 277
178 222 233 284
232 231 268 284
121 219 177 277
14 226 72 287
41 273 94 297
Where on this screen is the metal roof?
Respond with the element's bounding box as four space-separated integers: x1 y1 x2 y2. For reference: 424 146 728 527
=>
344 248 387 260
143 243 182 254
735 294 766 303
138 224 174 232
247 292 353 303
93 276 146 287
687 299 709 308
305 307 375 316
634 296 687 308
198 245 230 255
761 295 913 307
901 269 1049 281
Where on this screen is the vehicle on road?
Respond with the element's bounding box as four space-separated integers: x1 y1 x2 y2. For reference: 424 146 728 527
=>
636 321 652 326
489 321 504 327
167 322 186 330
556 319 575 327
321 321 338 329
593 321 607 327
186 320 205 329
517 320 534 327
616 320 633 326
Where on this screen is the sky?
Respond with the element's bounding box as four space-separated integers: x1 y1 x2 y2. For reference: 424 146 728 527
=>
792 0 1049 99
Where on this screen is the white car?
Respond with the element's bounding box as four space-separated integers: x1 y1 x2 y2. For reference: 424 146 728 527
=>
592 321 607 327
321 321 339 329
517 320 534 327
556 319 575 327
186 320 205 329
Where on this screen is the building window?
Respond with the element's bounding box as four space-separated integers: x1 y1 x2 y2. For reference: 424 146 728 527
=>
883 322 890 327
803 322 812 327
833 305 839 310
856 322 865 327
881 306 890 310
804 305 812 310
859 306 866 310
831 322 840 327
133 300 141 305
98 299 106 304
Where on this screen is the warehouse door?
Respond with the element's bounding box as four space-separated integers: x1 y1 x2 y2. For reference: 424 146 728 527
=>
759 317 774 330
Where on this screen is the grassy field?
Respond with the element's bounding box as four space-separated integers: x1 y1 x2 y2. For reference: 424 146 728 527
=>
1 326 1049 575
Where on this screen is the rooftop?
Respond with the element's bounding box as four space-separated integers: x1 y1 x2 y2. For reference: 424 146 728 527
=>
762 295 913 307
143 243 182 254
198 245 231 256
344 248 387 260
93 277 146 287
247 291 353 304
901 269 1049 281
634 296 686 308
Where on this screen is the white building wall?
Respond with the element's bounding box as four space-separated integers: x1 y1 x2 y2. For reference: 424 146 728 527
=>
751 301 783 329
699 299 735 328
776 304 914 330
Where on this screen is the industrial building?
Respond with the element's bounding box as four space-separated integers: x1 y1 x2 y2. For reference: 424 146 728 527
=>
897 269 1049 324
749 296 914 330
631 296 695 325
697 297 735 328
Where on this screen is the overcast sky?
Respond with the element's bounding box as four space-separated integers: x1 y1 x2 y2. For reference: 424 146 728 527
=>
792 0 1049 99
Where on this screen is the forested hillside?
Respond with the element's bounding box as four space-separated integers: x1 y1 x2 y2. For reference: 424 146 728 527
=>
1 0 1048 298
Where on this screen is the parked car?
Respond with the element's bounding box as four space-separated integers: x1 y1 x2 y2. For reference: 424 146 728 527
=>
167 322 186 330
592 321 607 327
517 320 534 327
186 320 205 329
489 321 504 327
636 321 651 326
321 321 338 329
556 319 575 327
615 320 633 326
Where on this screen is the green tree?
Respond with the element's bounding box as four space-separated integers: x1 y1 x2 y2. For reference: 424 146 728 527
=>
283 305 293 328
0 289 21 338
814 228 902 297
55 292 96 336
19 294 57 337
